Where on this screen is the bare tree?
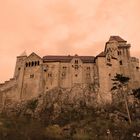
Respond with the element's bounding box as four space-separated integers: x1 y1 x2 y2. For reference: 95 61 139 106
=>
111 74 132 124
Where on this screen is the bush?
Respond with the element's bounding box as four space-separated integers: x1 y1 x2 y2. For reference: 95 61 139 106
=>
45 125 63 139
26 99 38 111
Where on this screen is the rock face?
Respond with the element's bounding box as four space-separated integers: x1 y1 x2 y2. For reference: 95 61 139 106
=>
0 86 99 118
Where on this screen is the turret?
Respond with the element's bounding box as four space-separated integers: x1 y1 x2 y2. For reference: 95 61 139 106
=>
14 51 27 79
105 36 131 76
13 51 27 100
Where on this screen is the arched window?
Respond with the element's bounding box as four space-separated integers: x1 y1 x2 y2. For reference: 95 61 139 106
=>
26 63 28 67
31 61 34 66
29 62 31 67
75 60 78 64
35 61 37 66
37 61 40 65
119 60 123 65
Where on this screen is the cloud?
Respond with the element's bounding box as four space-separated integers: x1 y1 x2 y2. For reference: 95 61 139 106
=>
0 0 140 82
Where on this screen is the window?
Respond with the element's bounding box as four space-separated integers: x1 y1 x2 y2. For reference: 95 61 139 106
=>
63 66 67 69
26 61 40 67
87 67 90 70
136 67 139 70
75 74 78 77
29 62 31 67
75 60 78 64
119 60 123 65
18 67 21 70
86 73 90 77
48 73 52 77
37 61 40 65
35 61 37 66
26 63 28 67
30 74 34 78
31 61 34 66
75 65 78 70
62 72 65 77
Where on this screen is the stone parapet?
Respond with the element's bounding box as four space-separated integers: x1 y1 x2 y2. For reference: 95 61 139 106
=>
0 78 17 93
131 57 139 63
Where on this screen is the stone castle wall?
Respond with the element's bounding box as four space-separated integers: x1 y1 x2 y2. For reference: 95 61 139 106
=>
0 36 140 105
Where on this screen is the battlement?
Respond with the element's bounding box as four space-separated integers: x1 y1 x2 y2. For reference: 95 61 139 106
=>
118 43 131 48
131 57 139 63
0 78 17 92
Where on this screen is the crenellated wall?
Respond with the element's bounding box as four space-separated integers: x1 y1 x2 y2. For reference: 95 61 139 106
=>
0 78 19 108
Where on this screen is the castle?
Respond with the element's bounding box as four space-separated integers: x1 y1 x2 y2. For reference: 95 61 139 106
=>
0 36 140 104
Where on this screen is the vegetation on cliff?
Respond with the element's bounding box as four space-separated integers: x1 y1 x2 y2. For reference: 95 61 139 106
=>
0 76 140 140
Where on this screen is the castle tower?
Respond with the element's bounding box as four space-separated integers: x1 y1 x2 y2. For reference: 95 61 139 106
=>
14 51 27 99
104 36 140 89
105 36 131 76
14 51 27 78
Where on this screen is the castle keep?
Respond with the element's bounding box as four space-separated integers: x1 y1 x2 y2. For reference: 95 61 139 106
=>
0 36 140 103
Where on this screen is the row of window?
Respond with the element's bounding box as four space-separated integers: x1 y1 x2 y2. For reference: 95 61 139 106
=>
26 61 40 67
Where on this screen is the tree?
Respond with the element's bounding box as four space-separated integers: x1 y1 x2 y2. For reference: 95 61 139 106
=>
132 88 140 100
111 74 132 124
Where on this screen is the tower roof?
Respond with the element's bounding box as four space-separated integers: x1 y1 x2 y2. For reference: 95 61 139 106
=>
20 51 27 57
96 52 106 57
109 36 127 42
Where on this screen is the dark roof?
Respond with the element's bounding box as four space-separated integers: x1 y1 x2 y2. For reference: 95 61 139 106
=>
95 51 117 60
80 56 95 63
43 55 95 63
43 55 73 62
96 52 106 57
109 36 127 42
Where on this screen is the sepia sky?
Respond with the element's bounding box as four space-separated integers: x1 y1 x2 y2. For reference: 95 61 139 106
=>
0 0 140 82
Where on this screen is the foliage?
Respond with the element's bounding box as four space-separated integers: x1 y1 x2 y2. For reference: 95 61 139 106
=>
111 73 132 124
26 99 38 111
45 125 63 139
132 88 140 99
111 73 130 91
0 105 140 140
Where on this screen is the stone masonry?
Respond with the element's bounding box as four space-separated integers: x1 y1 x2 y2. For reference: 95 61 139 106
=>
0 36 140 104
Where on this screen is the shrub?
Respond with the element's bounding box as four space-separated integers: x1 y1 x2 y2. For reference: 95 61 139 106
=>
26 99 38 111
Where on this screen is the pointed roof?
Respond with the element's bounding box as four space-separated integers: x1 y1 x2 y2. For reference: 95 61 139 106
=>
20 51 27 56
17 51 27 58
96 52 106 57
27 52 42 59
109 36 127 42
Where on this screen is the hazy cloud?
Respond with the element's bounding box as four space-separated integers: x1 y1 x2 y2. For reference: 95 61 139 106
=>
0 0 140 82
